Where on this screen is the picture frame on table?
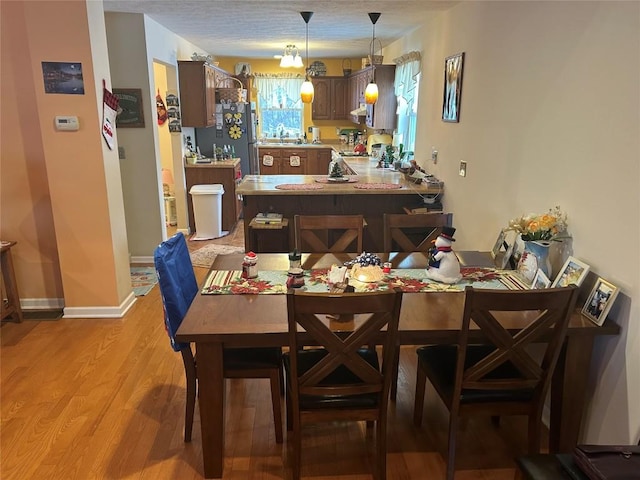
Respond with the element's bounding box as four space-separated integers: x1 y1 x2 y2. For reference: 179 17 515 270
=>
551 256 590 288
581 277 619 326
492 229 516 270
531 269 551 289
442 52 465 122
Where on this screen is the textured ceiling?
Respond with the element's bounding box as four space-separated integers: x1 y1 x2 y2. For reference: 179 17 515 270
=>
103 0 455 60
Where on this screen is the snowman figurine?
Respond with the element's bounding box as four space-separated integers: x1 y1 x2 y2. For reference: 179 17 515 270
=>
425 226 462 284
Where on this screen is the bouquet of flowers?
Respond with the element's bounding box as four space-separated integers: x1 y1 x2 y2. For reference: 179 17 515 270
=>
507 206 569 242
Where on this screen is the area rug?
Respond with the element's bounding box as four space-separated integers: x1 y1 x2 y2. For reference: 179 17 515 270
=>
131 266 158 296
190 244 245 268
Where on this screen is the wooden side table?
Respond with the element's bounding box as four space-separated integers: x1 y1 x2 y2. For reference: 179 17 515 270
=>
1 241 23 322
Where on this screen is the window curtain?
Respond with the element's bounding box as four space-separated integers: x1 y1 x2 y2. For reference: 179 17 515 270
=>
394 51 421 112
393 51 422 152
254 74 303 108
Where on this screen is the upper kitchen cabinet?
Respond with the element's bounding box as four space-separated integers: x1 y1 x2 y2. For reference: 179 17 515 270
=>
178 61 234 127
311 76 349 121
350 65 397 131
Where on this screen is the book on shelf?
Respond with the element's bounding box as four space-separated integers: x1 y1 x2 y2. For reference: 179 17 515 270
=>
403 203 443 215
253 212 283 224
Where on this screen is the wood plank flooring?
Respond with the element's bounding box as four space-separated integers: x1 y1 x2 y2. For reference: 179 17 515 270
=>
1 221 544 479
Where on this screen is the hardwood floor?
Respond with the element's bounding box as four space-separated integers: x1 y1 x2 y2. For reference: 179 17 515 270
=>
1 220 542 479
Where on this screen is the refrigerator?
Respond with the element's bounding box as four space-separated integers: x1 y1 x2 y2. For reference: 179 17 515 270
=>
195 102 258 176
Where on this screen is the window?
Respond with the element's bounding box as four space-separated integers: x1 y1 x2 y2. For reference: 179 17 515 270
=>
394 52 422 153
254 76 303 139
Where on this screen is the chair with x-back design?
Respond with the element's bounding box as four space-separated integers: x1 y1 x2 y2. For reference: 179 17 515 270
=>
383 212 453 253
294 214 364 253
413 285 579 480
284 288 403 480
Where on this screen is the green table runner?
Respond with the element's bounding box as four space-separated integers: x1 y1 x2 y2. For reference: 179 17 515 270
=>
201 267 527 295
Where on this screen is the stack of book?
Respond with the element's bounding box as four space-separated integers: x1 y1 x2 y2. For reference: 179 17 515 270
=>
253 212 284 225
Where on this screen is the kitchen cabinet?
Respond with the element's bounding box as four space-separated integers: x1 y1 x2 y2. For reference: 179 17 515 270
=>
178 61 234 127
257 146 333 175
311 77 349 120
185 159 242 233
348 65 396 130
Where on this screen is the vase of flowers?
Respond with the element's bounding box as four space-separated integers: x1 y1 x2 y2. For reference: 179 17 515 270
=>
506 206 569 282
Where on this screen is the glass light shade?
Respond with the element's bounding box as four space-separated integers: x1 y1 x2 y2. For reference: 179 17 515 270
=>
301 80 314 103
280 54 293 68
364 82 379 104
292 53 304 68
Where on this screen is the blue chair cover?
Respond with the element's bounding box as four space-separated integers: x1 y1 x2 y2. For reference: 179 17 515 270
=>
154 233 199 352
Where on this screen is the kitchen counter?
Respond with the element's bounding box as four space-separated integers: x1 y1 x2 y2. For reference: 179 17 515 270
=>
237 157 445 252
237 157 442 196
185 158 240 167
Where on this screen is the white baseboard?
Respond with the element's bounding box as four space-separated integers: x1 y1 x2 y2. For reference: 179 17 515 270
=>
20 298 65 310
130 256 154 264
62 292 136 318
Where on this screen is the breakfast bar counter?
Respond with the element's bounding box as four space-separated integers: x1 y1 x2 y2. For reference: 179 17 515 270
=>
237 158 444 252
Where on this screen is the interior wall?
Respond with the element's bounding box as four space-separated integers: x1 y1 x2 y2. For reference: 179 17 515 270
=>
1 0 132 312
385 1 640 444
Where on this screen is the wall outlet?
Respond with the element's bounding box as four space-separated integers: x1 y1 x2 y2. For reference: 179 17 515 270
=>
459 161 467 177
118 146 126 159
431 147 438 164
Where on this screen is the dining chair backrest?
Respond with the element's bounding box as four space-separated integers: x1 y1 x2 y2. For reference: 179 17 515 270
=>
456 285 579 399
383 212 453 252
294 214 364 253
154 233 198 352
286 288 403 406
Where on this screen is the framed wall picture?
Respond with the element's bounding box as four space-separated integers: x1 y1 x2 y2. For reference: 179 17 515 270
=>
113 88 145 128
442 52 465 122
551 256 590 288
582 277 619 326
531 269 551 289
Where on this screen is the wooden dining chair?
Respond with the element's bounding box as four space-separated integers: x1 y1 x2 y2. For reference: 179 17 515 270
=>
284 288 403 480
154 232 283 443
382 212 453 252
294 214 364 253
413 285 579 480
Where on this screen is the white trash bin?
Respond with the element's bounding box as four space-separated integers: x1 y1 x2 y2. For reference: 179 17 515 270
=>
189 184 226 240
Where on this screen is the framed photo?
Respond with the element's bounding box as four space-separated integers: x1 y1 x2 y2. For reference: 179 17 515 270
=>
42 62 84 94
551 256 590 288
442 52 465 122
491 230 506 258
113 88 145 128
582 277 619 326
531 269 551 289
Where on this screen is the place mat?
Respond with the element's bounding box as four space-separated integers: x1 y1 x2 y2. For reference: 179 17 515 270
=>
353 183 402 190
275 183 324 190
201 267 519 295
314 176 358 184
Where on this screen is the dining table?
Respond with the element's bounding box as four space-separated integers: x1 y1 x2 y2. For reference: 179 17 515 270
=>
175 252 620 479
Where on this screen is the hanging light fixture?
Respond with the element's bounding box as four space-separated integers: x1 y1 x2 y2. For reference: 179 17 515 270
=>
279 45 303 68
300 11 314 104
365 12 381 104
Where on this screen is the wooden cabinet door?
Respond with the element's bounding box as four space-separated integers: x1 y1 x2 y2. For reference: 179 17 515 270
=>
257 147 281 175
305 148 333 175
178 61 222 127
332 77 349 120
279 149 307 175
204 65 216 126
311 78 331 120
365 65 397 130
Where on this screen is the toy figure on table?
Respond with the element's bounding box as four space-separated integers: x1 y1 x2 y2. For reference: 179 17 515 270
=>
426 226 462 284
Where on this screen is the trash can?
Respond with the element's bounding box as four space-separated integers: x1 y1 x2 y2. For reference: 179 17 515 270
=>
189 184 225 240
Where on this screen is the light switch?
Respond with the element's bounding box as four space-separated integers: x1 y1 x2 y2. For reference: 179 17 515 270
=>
459 161 467 177
431 147 438 163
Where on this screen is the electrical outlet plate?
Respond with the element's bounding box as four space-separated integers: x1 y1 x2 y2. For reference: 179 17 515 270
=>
459 161 467 177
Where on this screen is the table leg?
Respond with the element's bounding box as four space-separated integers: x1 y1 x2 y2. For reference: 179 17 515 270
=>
196 342 225 478
1 246 23 322
550 335 594 452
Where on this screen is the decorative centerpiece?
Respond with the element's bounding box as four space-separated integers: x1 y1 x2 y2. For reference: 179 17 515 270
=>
425 226 462 284
345 252 384 283
506 206 569 282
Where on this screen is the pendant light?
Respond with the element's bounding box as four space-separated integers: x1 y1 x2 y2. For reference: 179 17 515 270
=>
365 12 381 104
300 11 314 104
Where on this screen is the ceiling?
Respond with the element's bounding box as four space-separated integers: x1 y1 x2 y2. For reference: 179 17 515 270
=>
102 0 454 60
